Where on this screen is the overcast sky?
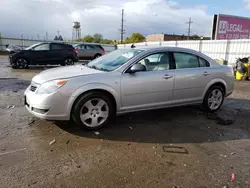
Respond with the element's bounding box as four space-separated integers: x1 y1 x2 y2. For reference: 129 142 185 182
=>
0 0 249 40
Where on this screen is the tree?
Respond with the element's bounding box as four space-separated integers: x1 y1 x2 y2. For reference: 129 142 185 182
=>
82 35 94 42
54 36 59 40
126 33 145 43
93 33 103 43
58 35 63 41
100 39 113 44
191 35 200 40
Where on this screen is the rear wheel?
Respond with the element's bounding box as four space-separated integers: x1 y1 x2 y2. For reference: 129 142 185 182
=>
72 92 115 130
62 58 74 66
203 85 224 112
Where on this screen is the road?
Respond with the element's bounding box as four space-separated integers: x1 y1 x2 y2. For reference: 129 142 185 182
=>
0 56 250 188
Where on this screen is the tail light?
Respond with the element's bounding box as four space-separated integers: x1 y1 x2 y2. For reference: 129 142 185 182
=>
74 48 78 53
101 47 105 54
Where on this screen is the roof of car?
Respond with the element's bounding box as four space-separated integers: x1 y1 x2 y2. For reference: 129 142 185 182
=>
37 42 71 45
131 46 215 63
135 46 197 52
73 43 101 45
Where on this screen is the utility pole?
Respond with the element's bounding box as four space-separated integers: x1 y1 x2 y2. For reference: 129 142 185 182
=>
119 9 125 44
186 18 193 40
46 31 48 40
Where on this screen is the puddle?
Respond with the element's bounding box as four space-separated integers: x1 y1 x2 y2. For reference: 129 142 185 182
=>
0 78 30 92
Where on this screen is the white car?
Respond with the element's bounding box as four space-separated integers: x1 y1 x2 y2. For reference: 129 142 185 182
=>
24 47 234 129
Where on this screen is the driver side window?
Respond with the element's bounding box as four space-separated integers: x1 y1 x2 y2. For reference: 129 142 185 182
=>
138 52 170 71
33 43 50 51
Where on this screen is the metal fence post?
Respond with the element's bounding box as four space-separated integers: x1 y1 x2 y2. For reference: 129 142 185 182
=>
199 40 203 52
225 40 231 62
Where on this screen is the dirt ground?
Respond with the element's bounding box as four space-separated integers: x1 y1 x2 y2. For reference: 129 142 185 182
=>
0 56 250 188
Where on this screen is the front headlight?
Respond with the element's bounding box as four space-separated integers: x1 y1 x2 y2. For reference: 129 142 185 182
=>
36 79 68 94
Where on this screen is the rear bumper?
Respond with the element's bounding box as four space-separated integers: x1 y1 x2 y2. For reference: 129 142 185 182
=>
74 56 79 62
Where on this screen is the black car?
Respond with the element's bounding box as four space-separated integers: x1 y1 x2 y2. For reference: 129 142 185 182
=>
9 42 79 69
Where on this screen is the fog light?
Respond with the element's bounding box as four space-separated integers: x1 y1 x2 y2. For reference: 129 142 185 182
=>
32 107 49 114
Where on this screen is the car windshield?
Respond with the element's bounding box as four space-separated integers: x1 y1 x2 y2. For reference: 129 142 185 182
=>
87 49 144 71
25 43 40 50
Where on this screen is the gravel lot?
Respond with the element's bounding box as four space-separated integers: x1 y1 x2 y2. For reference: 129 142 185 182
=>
0 56 250 188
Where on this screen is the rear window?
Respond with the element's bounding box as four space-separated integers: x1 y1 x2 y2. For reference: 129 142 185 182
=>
198 57 210 67
51 43 71 50
94 45 103 49
85 45 96 50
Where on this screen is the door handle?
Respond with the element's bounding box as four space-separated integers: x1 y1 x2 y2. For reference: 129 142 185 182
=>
203 71 210 76
163 74 173 79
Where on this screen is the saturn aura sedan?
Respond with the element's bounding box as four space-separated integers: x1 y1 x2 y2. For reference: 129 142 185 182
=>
24 47 234 129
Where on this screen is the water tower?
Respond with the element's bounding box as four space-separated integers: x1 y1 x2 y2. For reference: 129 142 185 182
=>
72 21 81 40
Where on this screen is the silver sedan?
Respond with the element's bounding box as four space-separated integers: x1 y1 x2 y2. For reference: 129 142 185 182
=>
24 47 234 129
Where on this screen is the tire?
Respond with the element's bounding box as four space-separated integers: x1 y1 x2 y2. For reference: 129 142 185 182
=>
202 85 225 113
64 58 74 66
94 54 101 59
14 58 29 69
72 91 115 130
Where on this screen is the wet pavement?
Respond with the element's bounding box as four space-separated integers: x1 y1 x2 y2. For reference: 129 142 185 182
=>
0 56 250 188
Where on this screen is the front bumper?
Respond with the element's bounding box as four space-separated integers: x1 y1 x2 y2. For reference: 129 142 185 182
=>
24 86 71 121
8 55 14 65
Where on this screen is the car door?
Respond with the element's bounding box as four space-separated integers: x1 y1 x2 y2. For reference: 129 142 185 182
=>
120 52 175 111
76 44 86 59
50 43 65 62
30 43 50 64
85 45 96 58
171 51 212 104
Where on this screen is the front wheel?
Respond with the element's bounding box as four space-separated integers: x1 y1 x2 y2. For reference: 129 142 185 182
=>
72 92 115 130
94 54 101 59
203 85 224 112
14 58 29 69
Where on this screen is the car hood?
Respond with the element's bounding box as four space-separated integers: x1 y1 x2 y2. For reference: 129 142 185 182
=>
32 65 103 84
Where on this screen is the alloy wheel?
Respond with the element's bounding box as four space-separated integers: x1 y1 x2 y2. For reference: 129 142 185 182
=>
65 58 74 65
208 89 223 110
16 58 28 69
80 98 109 128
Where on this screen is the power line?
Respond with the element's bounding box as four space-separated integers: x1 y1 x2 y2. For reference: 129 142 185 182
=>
119 9 125 44
186 18 193 40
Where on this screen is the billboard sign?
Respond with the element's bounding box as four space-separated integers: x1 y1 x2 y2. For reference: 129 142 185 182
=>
212 14 250 40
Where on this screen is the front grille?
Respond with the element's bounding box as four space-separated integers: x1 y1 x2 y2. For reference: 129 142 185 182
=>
30 82 38 92
30 85 37 92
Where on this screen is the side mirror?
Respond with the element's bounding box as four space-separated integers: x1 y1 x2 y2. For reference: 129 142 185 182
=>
129 64 146 73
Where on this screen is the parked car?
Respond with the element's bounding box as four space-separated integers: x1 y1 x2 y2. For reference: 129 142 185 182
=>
24 47 234 130
6 44 24 54
73 43 105 60
9 42 79 69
